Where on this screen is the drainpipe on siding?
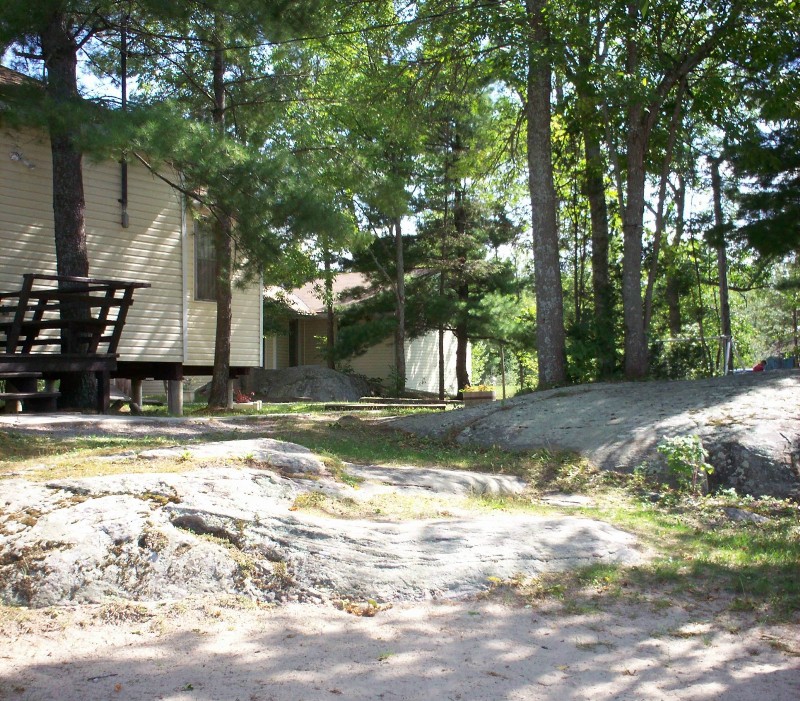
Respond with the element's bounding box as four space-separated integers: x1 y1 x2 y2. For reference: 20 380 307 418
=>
180 183 189 364
259 272 264 367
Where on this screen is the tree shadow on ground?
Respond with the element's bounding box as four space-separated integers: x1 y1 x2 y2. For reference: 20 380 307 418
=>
3 595 798 701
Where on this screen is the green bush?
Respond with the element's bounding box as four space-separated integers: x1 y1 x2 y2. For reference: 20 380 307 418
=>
657 435 714 494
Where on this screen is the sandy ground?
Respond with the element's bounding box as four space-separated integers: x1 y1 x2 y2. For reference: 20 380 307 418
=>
1 596 798 701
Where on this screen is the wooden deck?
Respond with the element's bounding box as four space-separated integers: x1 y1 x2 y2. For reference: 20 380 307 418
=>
0 274 149 413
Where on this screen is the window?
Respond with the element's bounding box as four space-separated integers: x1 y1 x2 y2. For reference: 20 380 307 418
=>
195 220 217 301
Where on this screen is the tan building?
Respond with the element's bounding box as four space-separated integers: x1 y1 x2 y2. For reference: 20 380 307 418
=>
264 272 465 396
0 67 262 413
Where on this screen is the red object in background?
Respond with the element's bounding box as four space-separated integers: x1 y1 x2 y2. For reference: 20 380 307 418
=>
234 388 255 403
753 361 766 372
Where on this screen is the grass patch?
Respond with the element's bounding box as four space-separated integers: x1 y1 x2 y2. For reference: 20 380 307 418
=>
270 417 600 491
0 431 181 480
141 401 330 417
290 490 464 520
141 401 444 418
16 458 202 482
572 489 800 619
455 473 799 620
97 601 152 625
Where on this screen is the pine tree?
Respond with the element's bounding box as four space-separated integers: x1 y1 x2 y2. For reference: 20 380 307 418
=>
1 1 123 408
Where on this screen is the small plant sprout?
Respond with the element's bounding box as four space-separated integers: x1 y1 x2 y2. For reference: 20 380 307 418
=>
656 435 714 494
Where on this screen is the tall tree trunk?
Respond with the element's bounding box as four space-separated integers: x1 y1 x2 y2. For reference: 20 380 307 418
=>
574 11 615 378
525 0 566 389
393 218 406 395
710 156 732 373
621 124 651 379
452 186 472 394
584 128 615 377
643 83 685 332
621 3 649 380
324 246 335 369
41 10 95 409
689 234 713 373
665 174 687 335
438 195 448 401
209 213 233 407
570 184 583 324
619 1 741 378
455 315 470 393
208 30 234 409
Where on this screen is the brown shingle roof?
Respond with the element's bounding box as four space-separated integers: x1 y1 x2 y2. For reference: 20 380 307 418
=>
265 272 377 316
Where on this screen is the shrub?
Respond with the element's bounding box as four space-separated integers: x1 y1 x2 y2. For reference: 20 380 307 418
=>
657 435 714 494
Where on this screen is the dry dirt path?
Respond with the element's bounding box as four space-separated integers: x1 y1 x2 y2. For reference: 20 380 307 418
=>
1 597 798 701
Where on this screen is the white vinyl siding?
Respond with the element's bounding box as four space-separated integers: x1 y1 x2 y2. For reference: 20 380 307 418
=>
2 126 263 369
263 332 290 369
184 229 262 367
261 315 462 394
193 221 216 301
0 128 184 361
348 337 394 380
404 330 461 395
0 131 58 286
348 330 460 394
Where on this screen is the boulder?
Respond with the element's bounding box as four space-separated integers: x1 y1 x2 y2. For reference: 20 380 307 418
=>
244 366 371 402
138 438 328 476
392 371 800 500
0 454 644 607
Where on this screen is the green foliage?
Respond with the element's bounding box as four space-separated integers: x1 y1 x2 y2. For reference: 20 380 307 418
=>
565 320 601 384
385 365 406 398
657 435 714 494
334 291 398 362
649 337 714 380
3 0 798 395
734 259 800 363
728 83 800 256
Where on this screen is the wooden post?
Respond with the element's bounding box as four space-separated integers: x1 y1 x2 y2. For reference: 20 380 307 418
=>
131 379 143 407
227 379 234 409
3 399 21 414
96 371 111 414
167 379 183 416
500 342 507 400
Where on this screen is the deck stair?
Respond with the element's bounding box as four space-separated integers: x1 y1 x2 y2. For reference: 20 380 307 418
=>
0 274 149 413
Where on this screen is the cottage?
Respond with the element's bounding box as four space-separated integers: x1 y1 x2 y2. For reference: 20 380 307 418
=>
264 272 465 396
0 66 262 414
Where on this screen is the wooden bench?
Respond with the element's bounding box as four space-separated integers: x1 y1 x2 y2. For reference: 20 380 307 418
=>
0 274 149 413
0 391 60 413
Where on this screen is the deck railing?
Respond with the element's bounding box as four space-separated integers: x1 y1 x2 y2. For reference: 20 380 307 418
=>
0 274 149 412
